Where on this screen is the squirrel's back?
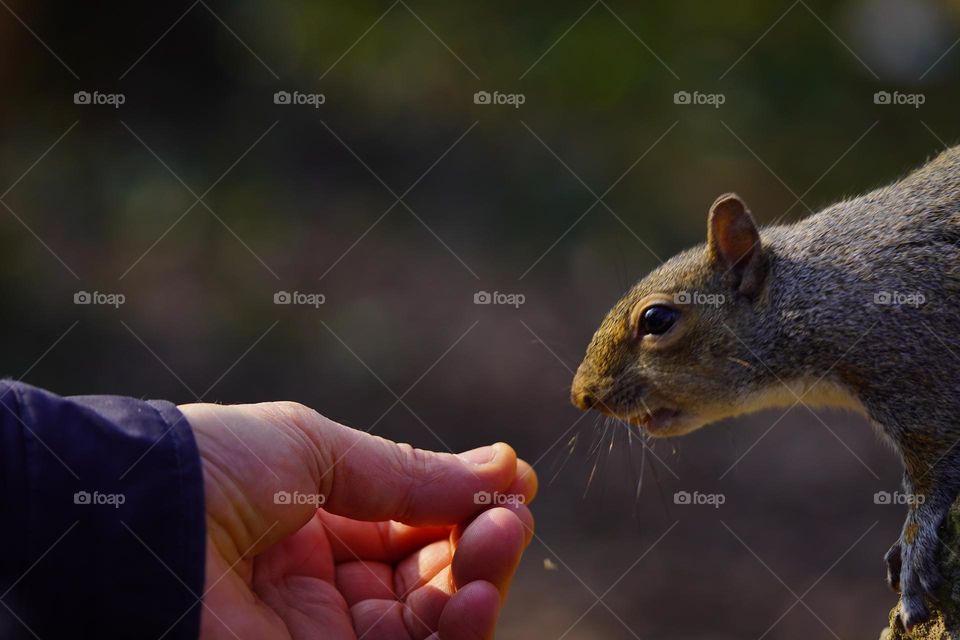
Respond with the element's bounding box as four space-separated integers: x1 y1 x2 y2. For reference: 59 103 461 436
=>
771 145 960 262
757 146 960 414
765 146 960 300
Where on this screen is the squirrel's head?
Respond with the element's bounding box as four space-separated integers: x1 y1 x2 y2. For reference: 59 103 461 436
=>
571 193 769 437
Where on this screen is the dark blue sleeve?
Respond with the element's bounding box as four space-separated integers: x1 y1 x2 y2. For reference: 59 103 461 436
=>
0 381 205 640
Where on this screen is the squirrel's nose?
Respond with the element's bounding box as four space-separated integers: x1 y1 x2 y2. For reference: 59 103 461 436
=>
571 389 595 411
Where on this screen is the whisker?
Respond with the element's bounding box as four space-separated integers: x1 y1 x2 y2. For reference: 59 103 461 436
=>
584 421 609 498
644 437 672 518
630 425 649 530
627 424 646 501
586 417 606 457
625 422 636 461
638 429 648 504
549 431 581 485
597 418 618 500
624 425 639 510
638 397 654 417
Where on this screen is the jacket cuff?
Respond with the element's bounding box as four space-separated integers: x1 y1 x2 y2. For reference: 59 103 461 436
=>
0 382 206 640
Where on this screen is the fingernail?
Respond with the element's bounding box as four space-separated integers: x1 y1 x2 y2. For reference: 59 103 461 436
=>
458 444 498 465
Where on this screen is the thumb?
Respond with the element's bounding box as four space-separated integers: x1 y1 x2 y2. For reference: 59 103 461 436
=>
184 401 532 559
310 416 520 525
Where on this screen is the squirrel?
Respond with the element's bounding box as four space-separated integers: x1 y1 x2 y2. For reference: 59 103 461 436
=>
570 145 960 630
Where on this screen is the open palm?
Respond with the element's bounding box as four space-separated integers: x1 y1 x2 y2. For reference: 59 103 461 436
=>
180 401 536 640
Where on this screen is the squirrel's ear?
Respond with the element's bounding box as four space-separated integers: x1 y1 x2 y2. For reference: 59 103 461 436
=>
707 193 766 296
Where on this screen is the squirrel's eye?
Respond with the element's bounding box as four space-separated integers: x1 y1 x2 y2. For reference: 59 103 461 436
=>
639 305 679 336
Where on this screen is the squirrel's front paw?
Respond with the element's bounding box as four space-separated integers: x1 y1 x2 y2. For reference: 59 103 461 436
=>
897 541 941 630
900 592 931 631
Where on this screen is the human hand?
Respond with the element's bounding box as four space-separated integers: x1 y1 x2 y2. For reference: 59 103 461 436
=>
179 401 537 639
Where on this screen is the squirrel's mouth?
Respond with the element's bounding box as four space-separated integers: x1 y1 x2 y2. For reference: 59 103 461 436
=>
624 407 683 435
584 391 695 437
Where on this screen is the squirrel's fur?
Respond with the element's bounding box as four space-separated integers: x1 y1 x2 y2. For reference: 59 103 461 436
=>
571 146 960 630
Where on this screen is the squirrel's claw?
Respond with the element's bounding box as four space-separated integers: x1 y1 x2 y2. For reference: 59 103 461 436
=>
900 595 931 631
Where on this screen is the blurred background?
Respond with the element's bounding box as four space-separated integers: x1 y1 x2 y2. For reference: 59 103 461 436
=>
2 0 959 637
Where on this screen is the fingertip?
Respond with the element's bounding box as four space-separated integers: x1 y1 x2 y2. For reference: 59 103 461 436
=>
438 580 500 640
486 506 527 547
513 504 535 547
487 442 517 478
463 442 517 493
452 507 526 593
322 435 521 525
509 458 538 503
458 442 514 466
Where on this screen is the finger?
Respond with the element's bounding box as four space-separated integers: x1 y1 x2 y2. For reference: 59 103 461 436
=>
335 560 394 606
395 539 452 598
318 512 451 563
437 580 500 640
350 600 406 640
452 508 526 597
451 503 534 549
507 458 538 503
269 401 521 525
402 565 454 638
317 426 519 525
183 401 525 558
